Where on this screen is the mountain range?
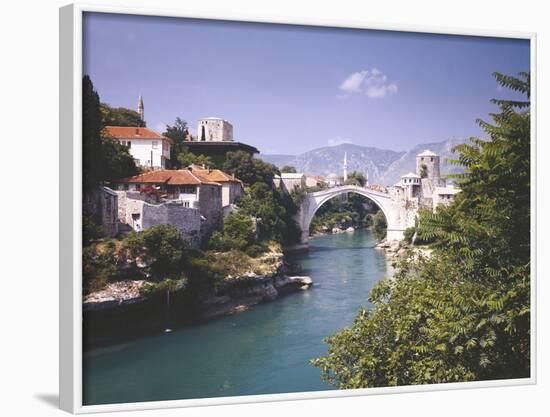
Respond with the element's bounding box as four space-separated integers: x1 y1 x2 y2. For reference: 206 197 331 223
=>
260 137 466 186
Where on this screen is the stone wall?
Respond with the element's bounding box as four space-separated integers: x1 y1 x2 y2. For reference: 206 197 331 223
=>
115 191 146 227
84 186 119 237
142 202 202 248
198 183 223 242
116 191 203 247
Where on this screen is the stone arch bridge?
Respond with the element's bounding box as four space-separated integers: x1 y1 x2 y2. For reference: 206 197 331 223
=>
295 185 416 245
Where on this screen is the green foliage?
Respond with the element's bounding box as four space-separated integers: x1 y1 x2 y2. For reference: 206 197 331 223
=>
140 278 187 297
403 226 416 244
82 76 139 190
83 240 120 294
312 254 530 387
83 214 102 245
281 165 297 173
162 118 189 168
208 212 262 255
238 183 287 242
99 137 140 183
177 147 213 168
223 151 279 187
312 72 531 387
344 171 367 187
372 210 387 241
83 75 103 190
124 224 189 280
100 103 145 127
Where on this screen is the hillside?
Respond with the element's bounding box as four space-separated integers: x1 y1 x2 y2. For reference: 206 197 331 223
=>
261 138 466 186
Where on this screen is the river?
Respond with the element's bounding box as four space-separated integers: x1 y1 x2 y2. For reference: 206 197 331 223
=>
83 229 390 405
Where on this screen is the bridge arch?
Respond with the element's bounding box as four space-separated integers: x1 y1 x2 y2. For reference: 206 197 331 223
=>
295 185 409 245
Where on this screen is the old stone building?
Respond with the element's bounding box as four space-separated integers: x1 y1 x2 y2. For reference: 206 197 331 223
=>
183 117 259 167
196 117 233 142
391 149 459 211
114 168 225 243
187 165 244 207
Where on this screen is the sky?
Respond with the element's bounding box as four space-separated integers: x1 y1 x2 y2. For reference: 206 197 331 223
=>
83 12 530 155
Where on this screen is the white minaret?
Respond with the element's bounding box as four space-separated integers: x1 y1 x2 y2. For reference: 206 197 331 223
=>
343 152 348 182
137 95 144 122
366 169 369 186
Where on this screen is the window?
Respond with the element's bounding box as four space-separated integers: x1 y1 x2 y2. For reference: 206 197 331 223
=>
152 141 158 149
180 186 195 194
183 201 190 208
127 141 131 148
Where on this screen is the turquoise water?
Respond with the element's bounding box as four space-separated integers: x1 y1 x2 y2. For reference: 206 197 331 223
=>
83 229 389 405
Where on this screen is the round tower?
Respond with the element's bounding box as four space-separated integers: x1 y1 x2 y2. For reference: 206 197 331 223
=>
416 149 440 181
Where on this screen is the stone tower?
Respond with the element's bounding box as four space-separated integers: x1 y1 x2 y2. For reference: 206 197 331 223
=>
137 95 144 122
416 149 441 181
197 117 234 142
343 152 348 182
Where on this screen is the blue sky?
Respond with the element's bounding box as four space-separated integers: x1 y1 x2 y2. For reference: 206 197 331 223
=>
83 12 530 155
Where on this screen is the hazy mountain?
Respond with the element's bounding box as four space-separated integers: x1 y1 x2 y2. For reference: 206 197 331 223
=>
378 137 466 185
260 138 466 186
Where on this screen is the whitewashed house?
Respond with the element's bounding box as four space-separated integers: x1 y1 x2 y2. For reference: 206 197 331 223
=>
105 126 172 169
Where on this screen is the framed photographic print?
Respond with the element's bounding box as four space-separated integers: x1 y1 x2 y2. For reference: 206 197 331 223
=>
59 3 536 413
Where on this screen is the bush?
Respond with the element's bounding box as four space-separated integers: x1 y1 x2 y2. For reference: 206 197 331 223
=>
403 227 416 244
372 211 387 241
83 214 102 245
123 225 189 281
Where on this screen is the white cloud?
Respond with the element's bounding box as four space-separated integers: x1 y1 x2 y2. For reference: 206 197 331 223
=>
339 68 398 99
327 137 353 146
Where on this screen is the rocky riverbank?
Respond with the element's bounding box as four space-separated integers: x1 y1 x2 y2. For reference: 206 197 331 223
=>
83 246 312 339
375 238 433 259
201 274 312 319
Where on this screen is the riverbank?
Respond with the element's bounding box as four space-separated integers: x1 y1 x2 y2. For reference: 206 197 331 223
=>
83 244 312 346
84 229 389 404
375 238 433 259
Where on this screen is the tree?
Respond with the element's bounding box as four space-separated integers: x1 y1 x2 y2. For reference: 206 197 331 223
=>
163 118 189 168
223 151 279 187
312 72 531 386
238 183 287 242
177 147 213 168
281 165 297 173
344 171 367 187
208 212 256 252
99 137 141 182
83 75 103 190
100 103 145 127
371 210 387 240
82 76 139 187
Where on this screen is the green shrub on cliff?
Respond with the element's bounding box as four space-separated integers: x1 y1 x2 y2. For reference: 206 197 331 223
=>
124 224 189 281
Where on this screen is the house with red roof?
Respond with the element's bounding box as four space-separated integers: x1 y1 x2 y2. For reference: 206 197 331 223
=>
105 126 172 169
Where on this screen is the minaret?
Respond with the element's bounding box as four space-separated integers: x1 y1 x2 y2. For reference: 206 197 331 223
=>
137 95 144 122
366 169 369 187
343 152 348 182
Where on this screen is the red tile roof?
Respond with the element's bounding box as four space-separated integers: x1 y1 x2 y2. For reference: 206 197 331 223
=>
191 168 242 184
118 169 220 186
104 126 172 142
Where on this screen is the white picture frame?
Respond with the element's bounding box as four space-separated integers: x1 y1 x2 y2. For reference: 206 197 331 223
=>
59 3 537 413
